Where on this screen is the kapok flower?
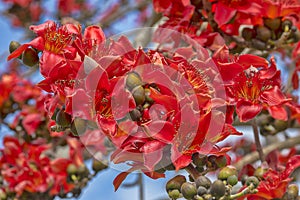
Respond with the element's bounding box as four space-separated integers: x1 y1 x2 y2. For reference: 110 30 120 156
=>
210 0 262 27
246 155 300 199
227 57 290 122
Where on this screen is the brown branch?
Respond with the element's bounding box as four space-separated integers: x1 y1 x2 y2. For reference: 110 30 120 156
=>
234 135 300 170
252 118 265 162
185 164 201 180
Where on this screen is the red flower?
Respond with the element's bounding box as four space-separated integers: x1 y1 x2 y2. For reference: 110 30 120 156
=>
226 57 290 122
210 0 262 27
247 155 300 199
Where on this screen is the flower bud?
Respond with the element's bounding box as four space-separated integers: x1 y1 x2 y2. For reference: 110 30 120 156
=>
129 108 142 121
282 19 293 31
0 189 6 200
92 159 108 172
254 166 267 179
77 164 89 176
256 26 272 42
218 166 238 180
242 28 256 41
246 176 259 188
192 153 207 168
283 184 299 200
67 164 78 175
181 182 197 199
264 18 281 30
197 186 207 196
210 180 226 198
56 109 72 128
274 120 288 132
22 47 39 67
166 175 186 191
9 41 21 54
215 156 227 168
195 176 211 189
227 175 238 186
126 72 143 91
132 86 145 105
168 189 181 199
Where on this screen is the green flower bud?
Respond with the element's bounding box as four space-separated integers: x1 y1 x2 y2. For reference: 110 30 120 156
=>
218 166 238 180
246 176 259 188
274 119 288 132
254 167 267 179
129 108 142 121
284 184 299 199
181 182 197 199
132 86 145 106
210 180 226 198
0 189 6 200
77 164 89 177
22 47 39 67
227 175 238 186
264 18 281 30
9 41 21 54
67 164 77 175
168 189 181 199
126 72 143 91
256 26 272 42
282 19 293 31
215 156 227 168
197 186 207 196
166 175 187 192
195 176 211 189
192 153 207 167
242 28 257 41
56 109 72 128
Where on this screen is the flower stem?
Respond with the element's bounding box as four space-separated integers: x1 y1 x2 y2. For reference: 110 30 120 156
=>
185 164 201 180
251 118 265 162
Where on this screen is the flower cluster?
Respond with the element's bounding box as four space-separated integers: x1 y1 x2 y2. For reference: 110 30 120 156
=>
4 0 300 198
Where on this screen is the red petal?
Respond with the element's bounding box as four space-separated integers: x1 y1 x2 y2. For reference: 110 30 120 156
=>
22 113 42 135
84 25 105 45
214 3 236 27
7 44 29 61
146 121 176 143
142 141 164 171
237 54 269 69
236 100 262 122
268 106 287 121
171 146 192 171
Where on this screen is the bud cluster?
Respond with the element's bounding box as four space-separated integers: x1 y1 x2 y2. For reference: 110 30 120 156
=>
166 166 260 200
242 18 300 51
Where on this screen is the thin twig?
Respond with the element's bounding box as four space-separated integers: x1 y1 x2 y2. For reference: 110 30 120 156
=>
252 118 265 162
234 135 300 170
185 164 201 180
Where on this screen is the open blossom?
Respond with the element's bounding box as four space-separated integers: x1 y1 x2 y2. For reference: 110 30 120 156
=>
244 155 300 199
223 56 290 122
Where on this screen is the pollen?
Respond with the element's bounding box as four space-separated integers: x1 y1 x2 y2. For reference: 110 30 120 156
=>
44 24 73 54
